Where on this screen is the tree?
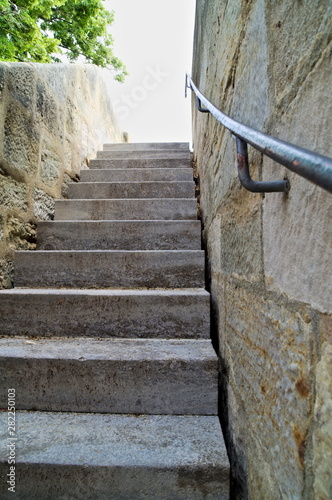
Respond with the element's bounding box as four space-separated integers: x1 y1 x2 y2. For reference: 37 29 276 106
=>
0 0 127 81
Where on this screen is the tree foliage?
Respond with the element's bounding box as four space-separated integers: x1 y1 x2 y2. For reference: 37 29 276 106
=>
0 0 127 81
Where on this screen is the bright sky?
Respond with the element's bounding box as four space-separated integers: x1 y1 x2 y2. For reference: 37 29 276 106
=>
104 0 196 143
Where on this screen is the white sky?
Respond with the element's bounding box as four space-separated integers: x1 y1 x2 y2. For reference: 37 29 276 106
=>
104 0 196 143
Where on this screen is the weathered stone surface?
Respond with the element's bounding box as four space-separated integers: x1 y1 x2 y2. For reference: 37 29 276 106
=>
7 216 36 250
7 63 35 108
4 102 40 174
0 175 29 211
313 340 332 500
262 43 332 315
0 259 13 288
36 79 60 135
0 214 4 243
0 62 123 289
40 147 62 187
221 280 312 498
33 187 55 221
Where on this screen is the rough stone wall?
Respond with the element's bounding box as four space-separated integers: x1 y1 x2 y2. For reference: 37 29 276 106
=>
191 1 332 498
0 62 122 288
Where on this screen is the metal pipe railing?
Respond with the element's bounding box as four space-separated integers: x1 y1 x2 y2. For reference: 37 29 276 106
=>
185 73 332 194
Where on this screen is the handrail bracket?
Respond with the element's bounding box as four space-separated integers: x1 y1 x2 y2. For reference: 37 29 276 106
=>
236 138 290 193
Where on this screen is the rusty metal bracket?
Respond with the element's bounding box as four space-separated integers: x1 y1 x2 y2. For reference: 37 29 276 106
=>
196 96 210 113
236 138 289 193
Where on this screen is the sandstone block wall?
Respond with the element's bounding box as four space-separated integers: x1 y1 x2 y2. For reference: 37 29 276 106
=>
191 1 332 498
0 62 122 288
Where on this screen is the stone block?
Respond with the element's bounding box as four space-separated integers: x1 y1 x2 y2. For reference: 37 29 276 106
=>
40 146 62 187
0 258 13 288
0 64 5 101
4 102 40 174
36 80 60 136
0 175 29 211
313 340 332 500
7 63 35 108
33 187 55 221
221 279 312 498
262 44 332 315
7 216 36 250
0 214 4 243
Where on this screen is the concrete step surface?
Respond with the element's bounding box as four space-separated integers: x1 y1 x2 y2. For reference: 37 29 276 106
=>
97 150 191 160
103 142 190 150
0 288 210 339
80 167 193 182
0 411 229 500
55 198 198 221
68 181 195 200
37 220 202 250
14 250 205 288
0 338 218 414
89 157 192 169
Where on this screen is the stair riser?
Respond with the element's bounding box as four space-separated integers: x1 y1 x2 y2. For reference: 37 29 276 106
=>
0 292 210 338
14 251 205 288
54 199 198 221
0 463 229 500
1 358 217 415
103 142 189 150
80 168 193 182
37 221 202 250
0 412 229 499
89 158 192 169
68 182 195 200
97 151 191 160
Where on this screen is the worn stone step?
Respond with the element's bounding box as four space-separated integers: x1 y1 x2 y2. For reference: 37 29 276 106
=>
80 168 193 183
55 199 198 221
14 250 205 288
103 142 190 151
89 157 192 169
0 288 210 339
0 412 229 499
37 221 202 250
0 338 218 414
68 181 195 200
97 150 191 160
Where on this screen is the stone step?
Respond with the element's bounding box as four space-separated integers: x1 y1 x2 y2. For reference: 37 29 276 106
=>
0 338 218 414
97 150 191 160
0 411 230 499
103 141 190 151
14 250 205 288
68 181 195 200
37 220 202 250
89 157 192 169
0 288 210 339
80 168 193 183
55 199 198 221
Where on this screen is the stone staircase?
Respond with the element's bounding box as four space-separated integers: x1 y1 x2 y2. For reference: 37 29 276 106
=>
0 142 230 499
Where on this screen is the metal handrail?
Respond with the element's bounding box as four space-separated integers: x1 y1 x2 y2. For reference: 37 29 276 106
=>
185 73 332 194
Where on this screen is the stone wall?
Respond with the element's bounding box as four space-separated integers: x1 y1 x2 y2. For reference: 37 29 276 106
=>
191 1 332 498
0 62 123 288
